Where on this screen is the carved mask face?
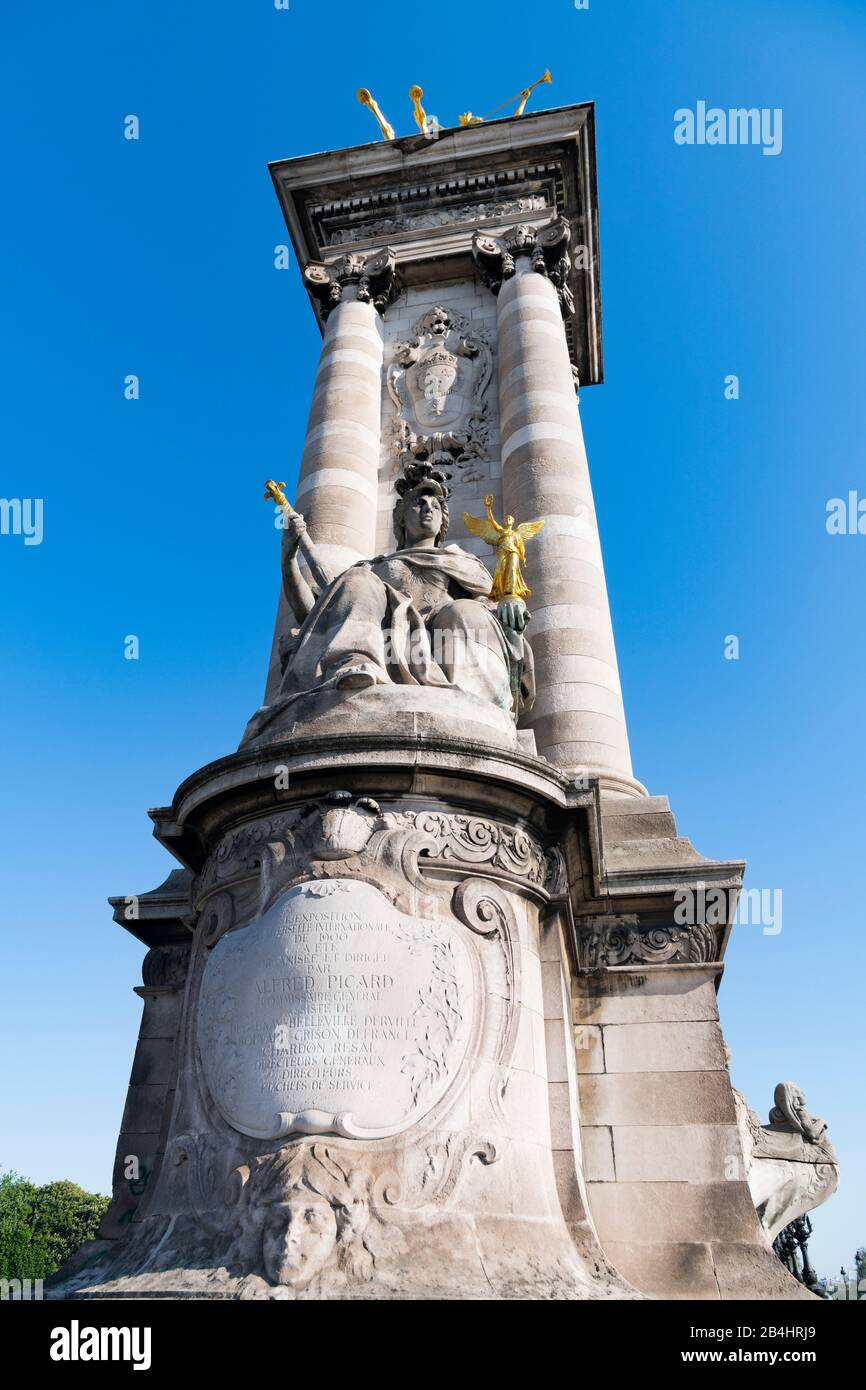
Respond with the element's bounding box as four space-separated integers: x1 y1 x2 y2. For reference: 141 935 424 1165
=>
262 1194 337 1288
404 490 443 544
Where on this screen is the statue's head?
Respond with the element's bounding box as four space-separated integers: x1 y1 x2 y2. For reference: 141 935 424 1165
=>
504 514 515 529
393 461 450 548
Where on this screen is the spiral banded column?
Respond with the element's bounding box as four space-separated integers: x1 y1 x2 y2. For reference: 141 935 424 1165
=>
474 223 643 796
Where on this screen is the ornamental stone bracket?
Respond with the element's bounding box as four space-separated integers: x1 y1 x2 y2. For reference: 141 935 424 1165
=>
574 915 722 972
302 247 400 318
472 217 575 317
574 788 747 970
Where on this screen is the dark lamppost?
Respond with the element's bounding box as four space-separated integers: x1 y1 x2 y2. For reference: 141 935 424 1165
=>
773 1216 829 1296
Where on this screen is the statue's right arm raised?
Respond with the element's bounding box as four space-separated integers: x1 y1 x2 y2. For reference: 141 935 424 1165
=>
264 480 334 623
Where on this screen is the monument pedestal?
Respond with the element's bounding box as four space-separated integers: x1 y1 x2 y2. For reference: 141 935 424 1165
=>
52 732 640 1300
51 726 817 1301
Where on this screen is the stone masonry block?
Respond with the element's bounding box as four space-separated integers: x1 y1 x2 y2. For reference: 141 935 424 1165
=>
586 1180 761 1245
602 1021 727 1074
582 1126 615 1181
574 970 720 1026
573 1024 605 1073
610 1124 743 1183
579 1071 737 1128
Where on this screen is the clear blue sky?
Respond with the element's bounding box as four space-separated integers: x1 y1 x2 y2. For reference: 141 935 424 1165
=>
1 0 863 1281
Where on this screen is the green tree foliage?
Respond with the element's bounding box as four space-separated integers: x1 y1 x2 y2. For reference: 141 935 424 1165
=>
0 1171 38 1280
0 1169 109 1280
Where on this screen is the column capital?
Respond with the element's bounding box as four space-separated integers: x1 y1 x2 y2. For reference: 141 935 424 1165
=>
302 247 400 319
472 217 575 317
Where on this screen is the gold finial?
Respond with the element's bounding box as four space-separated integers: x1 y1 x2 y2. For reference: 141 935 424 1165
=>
357 88 396 141
409 85 428 135
458 112 484 127
462 494 545 602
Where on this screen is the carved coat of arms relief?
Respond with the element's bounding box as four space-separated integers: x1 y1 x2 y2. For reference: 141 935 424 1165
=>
386 305 493 483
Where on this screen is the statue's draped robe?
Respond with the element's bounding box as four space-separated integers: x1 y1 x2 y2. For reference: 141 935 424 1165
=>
243 544 534 742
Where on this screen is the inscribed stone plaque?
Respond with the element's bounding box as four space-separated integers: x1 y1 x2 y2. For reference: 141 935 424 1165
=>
197 879 473 1140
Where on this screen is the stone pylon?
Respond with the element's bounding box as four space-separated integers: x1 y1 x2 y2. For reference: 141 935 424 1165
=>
51 104 822 1302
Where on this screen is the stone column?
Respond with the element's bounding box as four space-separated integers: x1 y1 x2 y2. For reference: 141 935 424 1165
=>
264 248 398 702
474 222 642 797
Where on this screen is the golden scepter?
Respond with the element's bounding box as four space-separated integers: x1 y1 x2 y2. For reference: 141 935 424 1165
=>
263 479 319 569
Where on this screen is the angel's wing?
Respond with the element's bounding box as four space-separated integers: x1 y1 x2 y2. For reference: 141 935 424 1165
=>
515 519 545 542
462 511 501 544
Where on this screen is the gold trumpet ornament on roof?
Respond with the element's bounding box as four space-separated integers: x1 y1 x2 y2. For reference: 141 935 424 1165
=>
462 496 545 602
409 85 428 135
459 68 552 129
356 88 395 140
357 71 552 140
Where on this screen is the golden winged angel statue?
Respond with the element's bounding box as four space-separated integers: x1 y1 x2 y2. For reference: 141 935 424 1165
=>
462 495 545 602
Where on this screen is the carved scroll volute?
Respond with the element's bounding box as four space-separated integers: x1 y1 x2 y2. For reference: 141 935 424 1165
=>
198 891 235 949
471 233 511 295
302 260 342 313
452 878 521 1122
453 878 513 937
398 829 441 895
